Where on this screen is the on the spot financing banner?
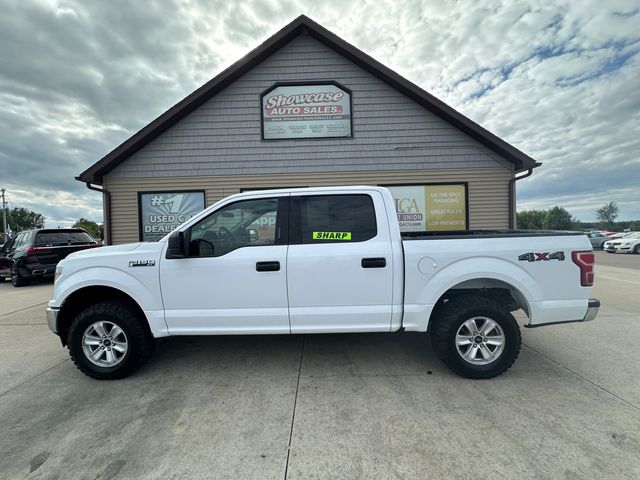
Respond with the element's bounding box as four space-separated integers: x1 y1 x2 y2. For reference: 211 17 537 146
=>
388 185 467 232
262 84 351 139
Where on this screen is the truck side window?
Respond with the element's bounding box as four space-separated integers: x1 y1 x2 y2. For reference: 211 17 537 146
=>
298 194 377 244
189 198 279 257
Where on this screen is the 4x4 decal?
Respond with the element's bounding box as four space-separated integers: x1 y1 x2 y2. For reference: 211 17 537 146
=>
518 251 565 262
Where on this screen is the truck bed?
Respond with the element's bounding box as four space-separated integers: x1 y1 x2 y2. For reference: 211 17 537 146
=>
401 230 586 240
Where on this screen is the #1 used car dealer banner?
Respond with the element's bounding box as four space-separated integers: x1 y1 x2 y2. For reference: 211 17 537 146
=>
388 184 468 232
262 83 352 140
139 191 205 241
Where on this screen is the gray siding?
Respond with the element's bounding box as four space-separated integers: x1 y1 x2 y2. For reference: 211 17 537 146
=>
108 32 513 178
104 168 511 244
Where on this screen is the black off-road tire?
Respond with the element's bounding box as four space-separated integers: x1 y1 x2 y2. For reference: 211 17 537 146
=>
11 266 30 287
431 295 521 379
67 301 155 380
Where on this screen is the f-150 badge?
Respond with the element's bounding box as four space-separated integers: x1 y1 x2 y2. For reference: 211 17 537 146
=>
129 260 156 267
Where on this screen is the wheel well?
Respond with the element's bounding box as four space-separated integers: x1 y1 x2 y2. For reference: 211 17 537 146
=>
57 286 151 346
430 278 529 329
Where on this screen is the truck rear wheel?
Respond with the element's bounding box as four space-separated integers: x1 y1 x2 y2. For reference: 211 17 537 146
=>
431 295 521 379
67 301 155 380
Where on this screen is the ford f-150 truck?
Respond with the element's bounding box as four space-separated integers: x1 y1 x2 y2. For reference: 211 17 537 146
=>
46 186 599 380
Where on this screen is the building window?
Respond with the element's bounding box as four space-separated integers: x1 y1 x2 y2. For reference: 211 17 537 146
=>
138 191 205 242
384 184 468 232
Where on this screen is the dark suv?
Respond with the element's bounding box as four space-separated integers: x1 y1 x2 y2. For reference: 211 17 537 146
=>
0 229 100 287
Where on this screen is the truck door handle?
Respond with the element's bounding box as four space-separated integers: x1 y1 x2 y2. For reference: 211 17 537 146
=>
361 257 386 268
256 261 280 272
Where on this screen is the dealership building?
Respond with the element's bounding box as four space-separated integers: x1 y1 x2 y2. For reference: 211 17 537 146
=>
78 15 540 245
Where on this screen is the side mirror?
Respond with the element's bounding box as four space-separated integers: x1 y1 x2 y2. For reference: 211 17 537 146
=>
166 230 187 258
248 228 258 242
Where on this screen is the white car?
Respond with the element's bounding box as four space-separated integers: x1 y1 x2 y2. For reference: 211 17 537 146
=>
603 232 640 254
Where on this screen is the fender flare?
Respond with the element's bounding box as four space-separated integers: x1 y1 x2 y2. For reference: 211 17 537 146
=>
54 266 169 338
407 256 541 331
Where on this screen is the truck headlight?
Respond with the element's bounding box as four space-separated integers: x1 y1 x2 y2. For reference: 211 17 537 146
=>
54 267 62 282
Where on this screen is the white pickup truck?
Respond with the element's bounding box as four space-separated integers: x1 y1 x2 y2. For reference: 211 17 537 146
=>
46 186 599 380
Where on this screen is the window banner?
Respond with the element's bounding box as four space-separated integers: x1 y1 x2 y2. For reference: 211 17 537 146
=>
139 191 205 241
387 184 467 232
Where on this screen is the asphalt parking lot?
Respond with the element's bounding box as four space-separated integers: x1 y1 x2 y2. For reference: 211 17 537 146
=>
1 252 639 479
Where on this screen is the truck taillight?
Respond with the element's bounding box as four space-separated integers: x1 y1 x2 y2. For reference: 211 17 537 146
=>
572 251 595 286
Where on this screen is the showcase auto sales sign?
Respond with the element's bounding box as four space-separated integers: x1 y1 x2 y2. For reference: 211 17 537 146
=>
262 84 352 139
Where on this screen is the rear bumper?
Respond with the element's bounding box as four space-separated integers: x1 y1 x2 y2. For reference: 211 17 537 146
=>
525 298 599 328
26 264 57 277
583 298 600 322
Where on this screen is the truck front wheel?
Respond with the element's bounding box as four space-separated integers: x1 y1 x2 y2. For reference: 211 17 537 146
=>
67 301 155 380
431 295 521 379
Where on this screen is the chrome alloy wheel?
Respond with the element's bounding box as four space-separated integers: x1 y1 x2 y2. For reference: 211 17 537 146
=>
82 321 128 367
455 316 505 365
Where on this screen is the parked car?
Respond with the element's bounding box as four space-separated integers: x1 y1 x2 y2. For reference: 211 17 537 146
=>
603 232 640 254
587 232 611 249
0 228 100 286
47 186 598 380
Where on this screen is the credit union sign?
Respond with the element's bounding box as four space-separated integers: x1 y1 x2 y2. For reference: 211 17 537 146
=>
387 184 468 232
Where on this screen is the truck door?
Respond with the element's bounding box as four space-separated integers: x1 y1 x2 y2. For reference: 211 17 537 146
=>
160 195 290 334
287 191 394 333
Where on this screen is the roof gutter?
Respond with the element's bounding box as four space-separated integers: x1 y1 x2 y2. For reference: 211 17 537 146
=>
80 179 112 245
509 162 541 229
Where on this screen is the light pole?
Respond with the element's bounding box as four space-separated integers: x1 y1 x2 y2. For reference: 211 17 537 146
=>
1 188 7 239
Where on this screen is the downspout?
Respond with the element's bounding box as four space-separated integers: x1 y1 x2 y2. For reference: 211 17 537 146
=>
81 180 112 245
509 163 540 229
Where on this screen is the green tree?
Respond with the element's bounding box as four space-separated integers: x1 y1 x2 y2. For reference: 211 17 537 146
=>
7 207 45 231
542 206 574 230
72 218 103 239
596 201 618 230
517 209 546 230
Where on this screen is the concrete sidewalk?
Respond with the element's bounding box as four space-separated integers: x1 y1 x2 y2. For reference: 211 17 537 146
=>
0 270 639 479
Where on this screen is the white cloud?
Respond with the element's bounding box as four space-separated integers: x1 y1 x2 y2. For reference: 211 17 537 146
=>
0 0 638 227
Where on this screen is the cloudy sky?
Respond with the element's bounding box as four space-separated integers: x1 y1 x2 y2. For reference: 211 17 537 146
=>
1 0 638 227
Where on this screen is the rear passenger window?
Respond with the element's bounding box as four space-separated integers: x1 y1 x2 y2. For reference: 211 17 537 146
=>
15 233 28 249
299 194 377 243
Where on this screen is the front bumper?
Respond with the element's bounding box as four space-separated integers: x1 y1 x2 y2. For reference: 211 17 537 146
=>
46 307 60 333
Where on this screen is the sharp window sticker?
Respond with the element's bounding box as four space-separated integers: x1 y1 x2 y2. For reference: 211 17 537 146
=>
312 231 352 240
